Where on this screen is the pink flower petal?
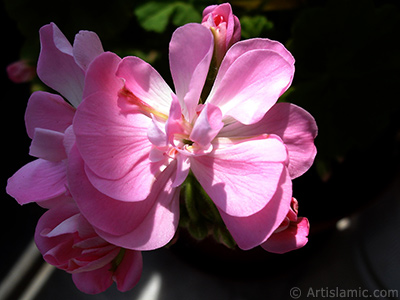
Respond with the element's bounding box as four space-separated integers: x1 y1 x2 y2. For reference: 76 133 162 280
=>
93 165 180 250
35 201 78 243
169 23 214 122
74 91 154 201
6 159 67 205
261 217 310 253
207 49 294 125
29 128 66 161
25 91 75 139
68 146 180 250
220 103 318 179
217 38 295 76
189 103 224 148
190 135 287 217
172 154 190 188
82 52 123 99
72 30 104 71
116 56 173 117
260 103 317 179
67 146 156 236
218 168 292 250
113 250 142 292
72 264 114 294
37 23 84 107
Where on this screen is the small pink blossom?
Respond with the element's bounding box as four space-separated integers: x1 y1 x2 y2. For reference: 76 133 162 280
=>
35 201 142 294
201 3 241 65
6 60 36 83
261 198 310 253
72 23 317 251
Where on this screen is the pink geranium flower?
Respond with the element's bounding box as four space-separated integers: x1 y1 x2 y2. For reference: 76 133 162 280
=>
73 23 317 250
6 22 103 207
35 200 142 294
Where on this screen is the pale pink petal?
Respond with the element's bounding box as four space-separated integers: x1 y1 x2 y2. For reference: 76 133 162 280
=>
67 146 156 236
74 91 154 201
68 147 179 250
260 103 317 178
219 103 317 179
25 91 75 139
72 264 113 294
165 94 186 144
43 213 82 237
83 158 165 202
82 52 123 99
6 159 67 205
93 164 180 251
147 115 167 148
73 30 104 71
189 103 224 148
113 250 142 292
261 217 309 253
34 201 79 254
206 49 294 125
29 128 66 161
190 135 287 217
217 39 294 78
63 125 76 156
172 154 190 187
169 23 213 121
116 56 173 116
218 168 292 250
37 23 84 107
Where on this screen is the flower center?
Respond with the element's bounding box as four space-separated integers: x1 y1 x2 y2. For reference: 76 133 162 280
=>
213 14 225 27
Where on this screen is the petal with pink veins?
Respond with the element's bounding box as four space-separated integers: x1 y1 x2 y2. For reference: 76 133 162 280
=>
217 38 294 77
169 23 214 122
68 146 157 235
74 91 154 201
219 102 318 179
190 135 287 217
218 167 292 250
206 49 294 125
116 56 173 117
68 146 180 250
82 52 122 99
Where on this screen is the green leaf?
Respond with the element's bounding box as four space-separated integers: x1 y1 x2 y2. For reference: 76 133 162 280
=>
240 15 274 39
134 1 201 33
171 3 202 27
135 2 176 33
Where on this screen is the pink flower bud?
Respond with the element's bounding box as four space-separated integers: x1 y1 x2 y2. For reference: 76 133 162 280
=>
201 3 241 66
35 202 142 294
6 60 35 83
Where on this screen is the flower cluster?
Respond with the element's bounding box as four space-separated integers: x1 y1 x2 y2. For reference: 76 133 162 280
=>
6 3 317 294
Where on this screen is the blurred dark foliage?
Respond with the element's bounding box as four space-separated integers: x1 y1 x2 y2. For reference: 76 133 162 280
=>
3 0 400 229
